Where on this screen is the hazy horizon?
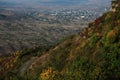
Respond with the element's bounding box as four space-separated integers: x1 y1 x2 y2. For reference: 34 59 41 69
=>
0 0 111 8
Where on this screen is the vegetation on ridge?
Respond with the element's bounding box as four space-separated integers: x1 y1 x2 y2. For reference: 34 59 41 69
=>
0 0 120 80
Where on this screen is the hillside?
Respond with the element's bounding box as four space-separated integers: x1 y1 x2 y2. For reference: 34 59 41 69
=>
0 8 84 56
0 0 120 80
0 5 109 56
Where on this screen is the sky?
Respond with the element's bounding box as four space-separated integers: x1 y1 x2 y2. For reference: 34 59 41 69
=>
0 0 111 7
0 0 88 4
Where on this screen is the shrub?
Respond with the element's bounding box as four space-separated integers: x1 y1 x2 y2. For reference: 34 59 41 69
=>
106 29 118 43
39 67 60 80
89 33 100 48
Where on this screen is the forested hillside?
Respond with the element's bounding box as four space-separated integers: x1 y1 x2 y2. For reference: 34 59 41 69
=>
0 0 120 80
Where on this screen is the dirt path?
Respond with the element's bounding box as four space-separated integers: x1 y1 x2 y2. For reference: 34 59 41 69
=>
19 52 50 77
19 57 37 76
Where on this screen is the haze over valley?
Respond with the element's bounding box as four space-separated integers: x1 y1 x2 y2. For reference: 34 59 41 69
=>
0 0 111 56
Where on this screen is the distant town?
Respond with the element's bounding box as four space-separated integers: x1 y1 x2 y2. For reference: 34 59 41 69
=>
24 7 109 25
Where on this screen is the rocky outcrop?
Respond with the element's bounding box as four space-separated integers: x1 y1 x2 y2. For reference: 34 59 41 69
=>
110 0 119 12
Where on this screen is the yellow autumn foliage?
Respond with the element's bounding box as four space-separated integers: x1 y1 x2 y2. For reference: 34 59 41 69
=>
106 28 119 43
107 30 116 38
40 67 58 80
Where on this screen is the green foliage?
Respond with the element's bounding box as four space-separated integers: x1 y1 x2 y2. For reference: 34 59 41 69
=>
105 12 112 23
1 1 120 80
106 29 118 43
89 33 100 48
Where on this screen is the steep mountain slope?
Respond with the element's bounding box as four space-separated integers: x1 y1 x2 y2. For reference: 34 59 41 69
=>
27 0 120 80
0 0 120 80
